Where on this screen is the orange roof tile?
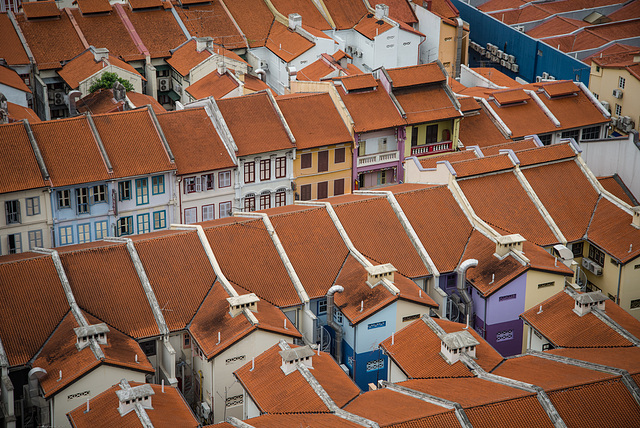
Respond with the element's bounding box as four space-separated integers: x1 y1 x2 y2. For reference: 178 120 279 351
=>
269 206 350 300
0 255 69 366
588 198 640 264
322 0 367 30
547 378 640 426
385 409 461 428
223 0 275 47
186 70 239 100
394 83 462 125
515 142 576 167
238 414 364 427
585 43 640 67
458 170 560 246
527 15 590 39
166 39 212 76
0 65 30 92
265 21 315 62
29 115 112 187
60 243 162 339
457 96 481 112
597 175 637 206
92 108 175 178
67 381 199 428
34 311 154 398
76 0 112 14
380 317 503 378
458 108 511 147
523 241 574 276
340 73 377 91
477 0 529 13
354 14 393 40
345 388 449 426
337 79 405 133
0 14 29 66
6 102 41 123
429 0 462 20
452 153 514 178
333 197 430 278
395 185 473 273
174 2 246 50
465 394 554 428
203 219 301 307
488 96 558 139
480 138 538 156
58 50 143 90
276 92 352 150
470 67 520 87
371 0 418 24
387 63 446 88
0 121 47 193
296 56 338 81
129 0 163 9
156 107 235 175
522 159 598 242
125 91 166 112
235 343 358 413
123 7 187 58
491 354 615 391
269 0 332 31
520 290 636 348
75 88 123 114
242 73 275 94
22 1 60 19
546 347 640 375
217 92 295 156
493 88 529 105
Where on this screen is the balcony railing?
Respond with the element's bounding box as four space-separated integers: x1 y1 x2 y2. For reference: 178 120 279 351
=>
357 151 399 167
411 141 452 156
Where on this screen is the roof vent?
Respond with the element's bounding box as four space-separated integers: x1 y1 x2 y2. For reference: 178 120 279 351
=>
632 207 640 229
572 291 607 317
279 346 314 375
495 234 525 258
195 37 214 53
375 3 389 20
93 47 109 63
226 293 259 318
365 263 397 287
116 381 154 416
288 13 302 30
74 323 109 351
440 330 480 364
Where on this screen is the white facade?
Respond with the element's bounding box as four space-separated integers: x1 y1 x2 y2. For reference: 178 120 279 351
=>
0 82 29 106
1 188 52 254
78 64 144 98
236 151 295 212
178 166 237 223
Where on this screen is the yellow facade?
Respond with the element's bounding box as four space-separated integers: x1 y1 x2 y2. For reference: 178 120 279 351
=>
438 21 469 78
404 118 461 158
294 144 353 200
589 61 640 132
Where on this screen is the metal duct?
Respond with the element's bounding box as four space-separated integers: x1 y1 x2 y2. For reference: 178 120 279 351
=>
326 285 344 364
457 259 478 326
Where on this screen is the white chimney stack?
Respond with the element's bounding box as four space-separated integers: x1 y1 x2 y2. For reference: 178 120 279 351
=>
375 4 389 20
288 13 302 30
93 47 109 63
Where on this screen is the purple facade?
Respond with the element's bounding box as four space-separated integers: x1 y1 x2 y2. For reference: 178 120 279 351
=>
352 129 405 189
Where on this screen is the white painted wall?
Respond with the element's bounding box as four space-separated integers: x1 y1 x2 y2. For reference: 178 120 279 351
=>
0 82 29 106
414 5 442 64
0 188 52 254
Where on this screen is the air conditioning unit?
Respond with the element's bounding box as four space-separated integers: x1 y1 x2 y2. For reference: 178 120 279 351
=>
357 51 363 58
157 78 170 92
622 116 631 125
497 50 504 59
612 89 623 99
592 265 602 275
485 50 491 58
581 258 591 270
53 91 65 106
501 59 507 67
505 63 512 71
508 54 515 63
611 117 619 128
480 47 486 55
515 25 525 32
600 100 610 111
536 76 542 82
542 72 549 79
511 64 519 73
174 82 182 95
486 43 493 51
548 75 555 80
582 258 602 276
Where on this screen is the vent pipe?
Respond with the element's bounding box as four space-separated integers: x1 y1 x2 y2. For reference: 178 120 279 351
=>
326 285 344 364
457 259 477 327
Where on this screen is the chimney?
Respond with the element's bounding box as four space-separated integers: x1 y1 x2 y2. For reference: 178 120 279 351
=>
113 81 127 102
74 323 109 351
279 346 314 375
93 47 110 63
375 4 389 20
288 13 302 30
632 207 640 229
572 291 607 317
365 263 397 287
0 92 7 125
439 330 479 365
495 234 525 258
116 381 154 417
226 293 259 318
195 37 214 53
217 62 227 76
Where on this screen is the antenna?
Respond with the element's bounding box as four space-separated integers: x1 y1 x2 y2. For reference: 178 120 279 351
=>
489 274 495 285
537 305 543 314
216 332 220 345
554 257 557 267
360 300 364 312
135 354 138 363
85 398 90 413
250 358 255 371
419 289 422 298
162 379 165 393
284 318 288 329
57 370 62 382
391 332 394 345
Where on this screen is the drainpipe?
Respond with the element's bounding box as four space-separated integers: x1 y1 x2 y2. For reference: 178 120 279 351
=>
616 263 622 305
326 285 344 364
254 69 266 82
455 18 464 79
457 259 478 327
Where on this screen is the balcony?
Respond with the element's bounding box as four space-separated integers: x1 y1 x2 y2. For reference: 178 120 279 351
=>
357 151 399 167
411 141 452 157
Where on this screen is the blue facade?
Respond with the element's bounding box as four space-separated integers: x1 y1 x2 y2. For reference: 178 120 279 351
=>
452 0 591 84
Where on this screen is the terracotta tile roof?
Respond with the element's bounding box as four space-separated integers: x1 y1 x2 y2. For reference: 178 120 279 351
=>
185 70 238 100
269 206 350 300
156 107 235 175
380 317 503 378
458 96 481 112
492 354 615 391
522 159 598 242
132 230 216 332
0 255 69 366
543 19 640 53
0 14 29 66
60 243 162 339
0 122 47 193
22 1 60 19
458 108 511 147
465 394 554 428
6 102 41 123
126 91 166 112
477 0 528 13
520 290 636 348
546 347 640 375
174 2 246 50
58 50 143 90
385 409 461 428
67 381 199 428
123 7 187 58
203 219 301 307
269 0 332 31
322 0 368 30
451 153 514 178
383 183 437 193
458 171 560 246
296 56 338 81
547 377 640 426
400 377 531 407
515 142 575 167
16 11 86 70
92 108 176 178
265 21 315 62
333 197 431 278
585 43 640 67
340 73 377 91
276 92 352 150
235 343 358 413
76 88 126 114
470 67 520 87
523 241 574 276
129 0 163 9
607 0 640 21
354 14 394 40
394 84 462 125
480 138 538 156
238 414 364 427
527 15 590 39
493 88 529 105
76 0 112 14
166 39 212 76
223 0 275 47
70 9 143 62
217 92 295 156
388 63 446 88
597 175 637 206
34 311 154 398
0 66 30 93
337 79 405 133
29 115 112 187
395 185 473 273
588 198 640 263
243 73 275 94
344 388 449 426
487 94 558 139
370 0 418 24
